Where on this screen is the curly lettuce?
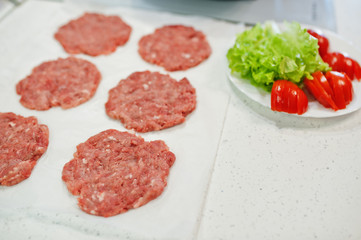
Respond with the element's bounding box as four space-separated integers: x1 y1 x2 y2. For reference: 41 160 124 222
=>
227 21 330 92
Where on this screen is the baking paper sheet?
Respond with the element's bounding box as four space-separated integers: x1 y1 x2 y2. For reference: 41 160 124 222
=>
0 1 244 239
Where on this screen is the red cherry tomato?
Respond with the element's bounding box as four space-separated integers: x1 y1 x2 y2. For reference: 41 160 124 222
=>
304 71 338 110
312 71 334 98
325 71 353 109
304 71 353 111
307 29 329 57
343 57 355 80
322 52 345 70
271 80 308 115
323 52 361 81
352 59 361 80
308 28 361 81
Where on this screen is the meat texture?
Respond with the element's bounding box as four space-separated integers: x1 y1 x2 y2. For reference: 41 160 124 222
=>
105 71 196 132
0 112 49 186
55 12 132 56
62 129 176 217
138 25 211 71
16 57 101 110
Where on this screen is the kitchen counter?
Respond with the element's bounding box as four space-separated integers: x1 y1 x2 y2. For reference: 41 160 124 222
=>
198 1 361 239
0 0 360 239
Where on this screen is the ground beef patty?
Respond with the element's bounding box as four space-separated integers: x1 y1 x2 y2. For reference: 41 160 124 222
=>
62 129 175 217
55 12 132 56
0 112 49 186
105 71 196 132
138 25 211 71
16 57 101 110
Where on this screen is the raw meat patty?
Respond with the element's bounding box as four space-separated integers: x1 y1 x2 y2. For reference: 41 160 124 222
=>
16 57 101 110
105 71 197 132
55 12 132 56
0 112 49 186
62 129 176 217
138 25 212 71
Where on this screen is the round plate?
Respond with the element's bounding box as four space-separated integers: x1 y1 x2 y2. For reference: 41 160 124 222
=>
227 24 361 118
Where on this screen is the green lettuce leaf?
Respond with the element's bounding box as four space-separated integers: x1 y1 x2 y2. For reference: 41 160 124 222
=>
227 21 330 92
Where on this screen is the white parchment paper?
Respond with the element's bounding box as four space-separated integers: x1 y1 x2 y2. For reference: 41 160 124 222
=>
0 1 244 239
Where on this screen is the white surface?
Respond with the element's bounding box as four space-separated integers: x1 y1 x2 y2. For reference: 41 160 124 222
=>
0 1 241 239
198 92 361 240
1 0 361 240
227 25 361 118
334 0 361 51
198 0 361 240
0 0 14 19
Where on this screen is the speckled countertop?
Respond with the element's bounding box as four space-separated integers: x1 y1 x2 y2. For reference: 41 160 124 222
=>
1 0 361 240
197 0 361 239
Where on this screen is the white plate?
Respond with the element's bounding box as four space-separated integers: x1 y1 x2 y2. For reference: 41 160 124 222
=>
227 24 361 118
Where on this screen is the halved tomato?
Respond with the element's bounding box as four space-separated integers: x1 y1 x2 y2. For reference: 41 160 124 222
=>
307 29 329 58
308 28 361 81
322 52 361 81
353 59 361 80
312 71 334 98
271 80 308 115
343 57 355 80
322 52 345 70
304 71 353 111
325 71 353 109
304 71 338 110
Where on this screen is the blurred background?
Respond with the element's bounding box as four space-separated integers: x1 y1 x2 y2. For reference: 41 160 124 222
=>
0 0 336 30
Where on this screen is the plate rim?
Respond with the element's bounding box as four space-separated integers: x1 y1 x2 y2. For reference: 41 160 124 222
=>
226 21 361 118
